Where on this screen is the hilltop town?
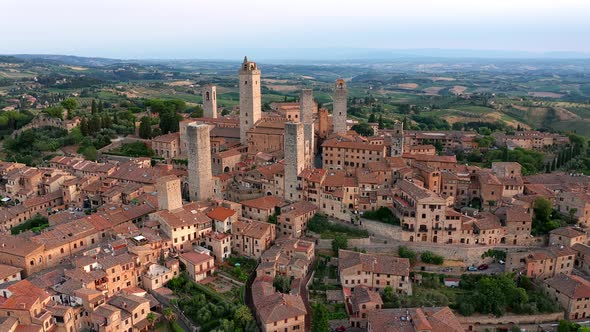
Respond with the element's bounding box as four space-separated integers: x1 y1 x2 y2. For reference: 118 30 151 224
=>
0 56 590 332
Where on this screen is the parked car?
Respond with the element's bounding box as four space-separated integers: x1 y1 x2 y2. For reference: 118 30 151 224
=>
467 266 478 272
498 260 505 265
477 264 489 270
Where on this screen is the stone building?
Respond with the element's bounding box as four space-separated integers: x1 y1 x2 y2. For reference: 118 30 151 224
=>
322 137 386 171
231 218 276 259
180 251 215 283
284 122 305 202
556 190 590 227
187 123 213 201
506 246 576 280
277 201 318 238
550 227 587 247
333 78 348 134
239 56 262 145
338 249 412 295
152 132 181 160
202 84 217 118
347 285 383 329
544 273 590 320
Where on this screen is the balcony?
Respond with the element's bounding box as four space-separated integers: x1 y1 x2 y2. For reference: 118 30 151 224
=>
402 224 415 232
418 227 428 233
445 226 458 231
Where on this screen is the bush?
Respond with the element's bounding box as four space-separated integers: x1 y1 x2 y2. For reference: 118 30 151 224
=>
420 251 444 265
398 246 417 265
170 321 184 332
11 214 49 235
308 213 369 239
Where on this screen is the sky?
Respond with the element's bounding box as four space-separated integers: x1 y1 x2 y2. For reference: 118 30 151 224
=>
1 0 589 59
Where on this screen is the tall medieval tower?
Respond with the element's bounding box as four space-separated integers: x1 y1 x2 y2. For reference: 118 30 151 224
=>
333 78 348 134
157 175 183 211
390 120 405 157
187 123 213 201
284 122 305 202
202 85 217 118
300 89 315 168
239 57 262 145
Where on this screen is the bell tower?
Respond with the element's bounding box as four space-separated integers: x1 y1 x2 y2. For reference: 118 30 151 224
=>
239 56 262 145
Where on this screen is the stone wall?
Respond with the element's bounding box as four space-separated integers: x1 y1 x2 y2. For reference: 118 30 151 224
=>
458 312 564 332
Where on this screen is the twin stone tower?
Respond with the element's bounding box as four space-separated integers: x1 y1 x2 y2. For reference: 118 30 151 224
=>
186 56 349 203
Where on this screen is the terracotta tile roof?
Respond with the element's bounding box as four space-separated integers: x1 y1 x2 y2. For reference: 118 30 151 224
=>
251 277 307 324
322 138 385 152
339 249 410 277
0 235 44 257
367 307 463 332
109 293 149 312
1 280 50 310
397 180 443 201
0 264 22 280
241 195 285 211
545 273 590 299
280 201 318 218
233 218 274 239
572 243 590 256
214 148 241 159
180 252 213 266
350 285 383 313
152 132 180 143
550 226 586 238
154 202 211 228
206 206 236 221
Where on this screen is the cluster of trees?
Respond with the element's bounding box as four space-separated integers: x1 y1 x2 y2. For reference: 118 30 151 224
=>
167 274 256 332
350 122 374 137
410 115 451 131
111 142 154 158
532 197 565 235
145 99 185 134
485 147 545 175
558 320 590 332
273 274 293 293
0 110 34 133
456 274 559 316
311 303 329 332
3 127 81 165
560 134 590 174
331 235 348 255
363 207 400 225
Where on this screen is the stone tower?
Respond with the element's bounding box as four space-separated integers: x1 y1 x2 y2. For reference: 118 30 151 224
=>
318 108 330 138
284 122 305 202
300 89 315 168
157 175 182 211
187 123 213 201
239 56 262 145
202 85 217 118
333 78 348 134
390 120 404 157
